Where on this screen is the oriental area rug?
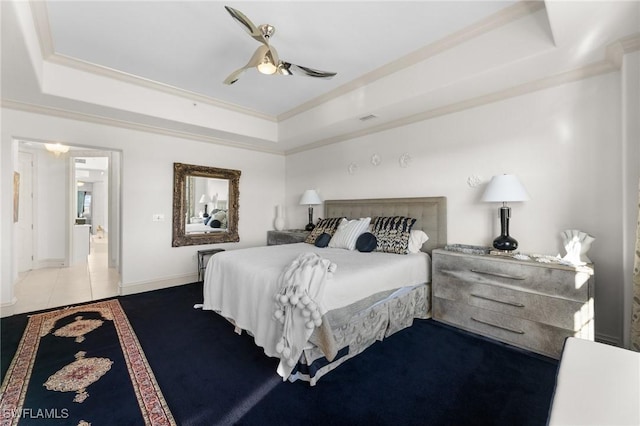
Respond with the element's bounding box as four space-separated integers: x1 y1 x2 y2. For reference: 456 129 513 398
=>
0 299 175 426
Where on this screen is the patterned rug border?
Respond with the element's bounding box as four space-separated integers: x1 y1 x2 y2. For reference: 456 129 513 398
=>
0 299 175 426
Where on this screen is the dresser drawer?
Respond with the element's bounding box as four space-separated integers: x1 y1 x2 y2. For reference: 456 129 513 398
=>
433 277 593 331
433 298 592 358
433 251 592 302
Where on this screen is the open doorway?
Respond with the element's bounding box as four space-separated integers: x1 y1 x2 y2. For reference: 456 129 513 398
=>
13 140 121 314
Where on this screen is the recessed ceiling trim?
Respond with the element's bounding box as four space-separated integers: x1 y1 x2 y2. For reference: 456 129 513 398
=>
44 53 277 122
29 0 55 58
285 59 617 156
2 99 285 156
277 1 545 122
28 1 276 123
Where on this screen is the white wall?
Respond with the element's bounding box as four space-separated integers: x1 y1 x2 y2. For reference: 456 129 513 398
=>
622 51 640 348
0 108 285 309
34 149 67 266
286 72 626 344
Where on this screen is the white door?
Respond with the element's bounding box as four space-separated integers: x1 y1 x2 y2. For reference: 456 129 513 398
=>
17 151 34 272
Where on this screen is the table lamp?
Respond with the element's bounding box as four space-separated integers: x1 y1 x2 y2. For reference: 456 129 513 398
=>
481 174 530 251
199 194 211 218
299 190 322 231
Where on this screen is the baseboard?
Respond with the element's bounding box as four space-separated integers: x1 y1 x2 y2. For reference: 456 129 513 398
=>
0 297 17 318
35 258 67 269
595 332 621 347
119 273 198 296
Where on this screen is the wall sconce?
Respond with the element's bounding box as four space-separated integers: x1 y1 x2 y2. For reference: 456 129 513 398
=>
481 174 530 251
299 189 322 231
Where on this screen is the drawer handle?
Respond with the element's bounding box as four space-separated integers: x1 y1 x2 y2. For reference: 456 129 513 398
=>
470 293 525 308
471 317 525 334
470 269 526 280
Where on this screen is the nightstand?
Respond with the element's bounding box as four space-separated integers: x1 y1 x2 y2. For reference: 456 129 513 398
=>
432 248 594 359
197 248 225 281
267 230 310 245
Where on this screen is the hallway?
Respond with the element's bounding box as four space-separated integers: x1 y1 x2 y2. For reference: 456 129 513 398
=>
12 235 119 314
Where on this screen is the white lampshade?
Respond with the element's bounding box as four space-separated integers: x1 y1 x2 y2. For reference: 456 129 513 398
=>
199 194 210 204
299 189 322 205
482 174 530 203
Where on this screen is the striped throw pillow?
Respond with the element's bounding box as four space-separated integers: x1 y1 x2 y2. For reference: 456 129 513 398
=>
371 216 417 254
328 217 371 250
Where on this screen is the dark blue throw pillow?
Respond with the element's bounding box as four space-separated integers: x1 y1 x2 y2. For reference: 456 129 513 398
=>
210 219 222 228
314 233 332 248
356 232 377 252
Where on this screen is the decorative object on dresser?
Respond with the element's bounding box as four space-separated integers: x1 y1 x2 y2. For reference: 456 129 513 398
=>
431 248 594 359
481 174 530 251
274 205 285 231
267 230 310 246
299 189 322 231
560 229 595 265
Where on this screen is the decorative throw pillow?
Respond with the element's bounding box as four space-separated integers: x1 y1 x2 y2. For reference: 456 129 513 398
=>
356 232 377 252
408 230 429 254
305 217 345 244
328 217 371 250
210 219 222 228
370 216 417 254
314 233 332 248
213 210 227 228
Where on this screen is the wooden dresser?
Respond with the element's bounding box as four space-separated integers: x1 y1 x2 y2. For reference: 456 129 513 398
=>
432 248 594 359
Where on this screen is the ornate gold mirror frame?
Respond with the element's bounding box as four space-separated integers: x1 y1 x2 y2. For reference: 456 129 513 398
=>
172 163 240 246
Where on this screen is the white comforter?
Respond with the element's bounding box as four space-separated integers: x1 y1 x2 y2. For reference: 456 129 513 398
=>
202 243 430 377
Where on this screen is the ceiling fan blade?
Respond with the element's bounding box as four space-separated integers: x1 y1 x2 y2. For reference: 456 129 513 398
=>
267 45 280 68
224 6 268 45
223 67 246 85
279 62 337 79
223 45 270 85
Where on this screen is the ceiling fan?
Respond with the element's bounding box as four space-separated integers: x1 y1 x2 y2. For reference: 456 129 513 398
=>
223 6 337 85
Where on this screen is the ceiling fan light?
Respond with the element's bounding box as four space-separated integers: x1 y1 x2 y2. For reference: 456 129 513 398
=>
257 57 277 75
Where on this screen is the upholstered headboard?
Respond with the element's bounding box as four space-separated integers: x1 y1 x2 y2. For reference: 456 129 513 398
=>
324 197 447 253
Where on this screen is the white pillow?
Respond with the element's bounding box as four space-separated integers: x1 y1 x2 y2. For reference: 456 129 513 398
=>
329 217 371 250
408 230 429 253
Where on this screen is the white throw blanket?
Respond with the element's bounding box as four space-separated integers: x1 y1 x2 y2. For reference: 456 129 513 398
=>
272 252 336 379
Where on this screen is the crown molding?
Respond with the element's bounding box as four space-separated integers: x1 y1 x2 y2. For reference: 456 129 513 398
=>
29 0 543 125
1 99 285 156
606 33 640 68
27 1 277 123
285 58 617 155
277 1 545 122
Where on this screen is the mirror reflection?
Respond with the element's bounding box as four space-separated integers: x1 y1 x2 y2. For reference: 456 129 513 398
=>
172 163 240 246
185 177 229 234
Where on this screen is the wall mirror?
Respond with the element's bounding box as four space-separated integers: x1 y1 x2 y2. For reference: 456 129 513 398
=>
172 162 240 246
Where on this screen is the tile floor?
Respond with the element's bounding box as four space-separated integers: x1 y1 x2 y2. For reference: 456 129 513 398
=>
13 235 120 314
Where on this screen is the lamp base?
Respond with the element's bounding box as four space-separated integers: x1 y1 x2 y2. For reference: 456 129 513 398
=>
492 234 518 251
305 223 315 231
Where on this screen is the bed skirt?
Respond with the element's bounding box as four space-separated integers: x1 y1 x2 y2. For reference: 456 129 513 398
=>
289 282 431 385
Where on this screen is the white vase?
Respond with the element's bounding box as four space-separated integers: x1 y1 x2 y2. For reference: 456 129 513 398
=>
274 205 285 231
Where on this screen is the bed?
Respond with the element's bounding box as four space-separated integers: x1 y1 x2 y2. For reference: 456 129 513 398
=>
186 223 226 234
202 197 447 384
547 337 640 425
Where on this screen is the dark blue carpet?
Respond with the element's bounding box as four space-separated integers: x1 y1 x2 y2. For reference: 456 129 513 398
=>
2 282 559 425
